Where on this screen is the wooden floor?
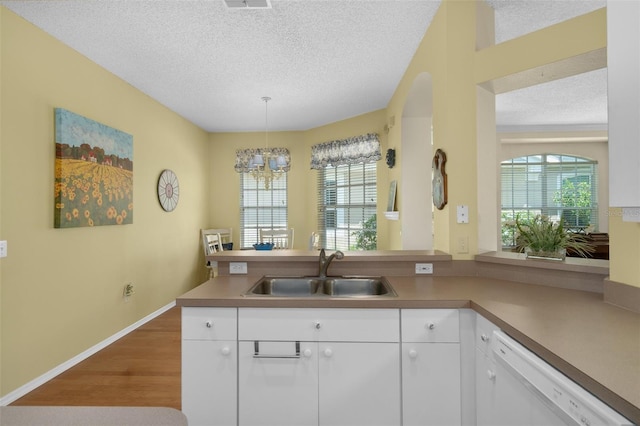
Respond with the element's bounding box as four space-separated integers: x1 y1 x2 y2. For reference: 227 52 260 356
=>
10 306 182 410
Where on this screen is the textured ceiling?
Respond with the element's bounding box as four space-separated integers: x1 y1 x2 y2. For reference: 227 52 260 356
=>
488 0 607 131
1 0 607 132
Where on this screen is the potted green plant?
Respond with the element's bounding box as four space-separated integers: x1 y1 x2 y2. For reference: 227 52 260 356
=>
511 215 595 260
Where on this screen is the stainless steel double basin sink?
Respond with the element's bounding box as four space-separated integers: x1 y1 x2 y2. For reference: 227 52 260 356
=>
244 276 397 298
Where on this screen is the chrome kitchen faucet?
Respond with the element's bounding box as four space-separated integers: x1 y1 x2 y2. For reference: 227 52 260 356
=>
318 248 344 278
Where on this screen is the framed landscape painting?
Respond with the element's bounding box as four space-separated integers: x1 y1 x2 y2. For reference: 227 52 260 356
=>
54 108 133 228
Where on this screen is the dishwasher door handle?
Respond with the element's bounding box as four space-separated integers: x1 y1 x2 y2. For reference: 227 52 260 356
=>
253 340 301 359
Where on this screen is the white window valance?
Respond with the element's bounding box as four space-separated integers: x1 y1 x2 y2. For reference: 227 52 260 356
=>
310 133 381 169
234 147 291 173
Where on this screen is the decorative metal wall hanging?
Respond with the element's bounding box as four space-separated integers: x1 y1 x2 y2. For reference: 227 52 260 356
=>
432 148 447 210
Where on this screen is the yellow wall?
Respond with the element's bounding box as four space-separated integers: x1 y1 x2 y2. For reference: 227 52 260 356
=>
303 110 389 249
208 109 388 250
609 212 640 286
0 9 210 396
1 0 639 401
207 130 305 246
384 0 638 278
388 1 478 256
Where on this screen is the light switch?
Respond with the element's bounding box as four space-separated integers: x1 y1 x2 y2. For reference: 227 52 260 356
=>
0 240 6 258
457 205 469 223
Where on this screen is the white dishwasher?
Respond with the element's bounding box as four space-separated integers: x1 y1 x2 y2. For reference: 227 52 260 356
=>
492 330 633 426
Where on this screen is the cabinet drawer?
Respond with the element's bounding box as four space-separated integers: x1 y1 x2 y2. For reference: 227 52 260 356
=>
239 308 399 342
401 309 459 343
475 313 501 355
182 307 237 340
317 309 399 342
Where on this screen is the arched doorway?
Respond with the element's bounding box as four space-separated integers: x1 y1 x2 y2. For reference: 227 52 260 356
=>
401 72 433 249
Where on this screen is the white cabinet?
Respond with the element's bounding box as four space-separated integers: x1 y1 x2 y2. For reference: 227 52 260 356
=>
181 306 471 426
319 342 400 426
474 314 509 426
401 309 461 426
237 308 401 426
238 340 318 426
476 346 533 426
608 0 640 217
182 307 237 426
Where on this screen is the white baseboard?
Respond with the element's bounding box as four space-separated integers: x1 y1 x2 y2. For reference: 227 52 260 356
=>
0 301 176 406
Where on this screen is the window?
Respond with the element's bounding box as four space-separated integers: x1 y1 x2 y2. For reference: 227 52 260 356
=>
240 173 287 248
317 162 377 251
501 154 598 247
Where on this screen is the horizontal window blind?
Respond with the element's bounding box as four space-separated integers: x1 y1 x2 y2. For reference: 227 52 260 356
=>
501 154 598 247
240 173 287 248
317 162 377 251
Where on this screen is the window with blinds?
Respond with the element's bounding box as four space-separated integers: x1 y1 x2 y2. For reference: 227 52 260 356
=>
501 154 598 247
317 162 377 251
240 173 287 249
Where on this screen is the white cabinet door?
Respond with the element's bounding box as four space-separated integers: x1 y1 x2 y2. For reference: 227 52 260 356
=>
182 340 237 426
475 347 531 426
318 342 401 426
476 347 498 426
238 341 318 426
402 309 462 426
402 342 461 426
608 0 640 211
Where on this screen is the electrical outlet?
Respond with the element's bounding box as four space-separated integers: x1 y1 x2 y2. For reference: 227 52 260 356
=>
415 263 433 274
457 236 469 254
0 240 6 258
230 262 248 274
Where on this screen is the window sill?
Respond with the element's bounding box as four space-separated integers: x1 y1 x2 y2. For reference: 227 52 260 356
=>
475 251 609 293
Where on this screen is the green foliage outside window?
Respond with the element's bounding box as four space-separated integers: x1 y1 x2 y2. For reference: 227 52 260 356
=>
352 214 377 250
553 180 592 227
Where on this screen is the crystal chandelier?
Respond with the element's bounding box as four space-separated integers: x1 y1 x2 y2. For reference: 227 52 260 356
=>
248 96 288 190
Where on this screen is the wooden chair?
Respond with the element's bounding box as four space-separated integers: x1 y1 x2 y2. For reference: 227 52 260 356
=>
201 228 233 278
209 228 233 250
259 228 294 249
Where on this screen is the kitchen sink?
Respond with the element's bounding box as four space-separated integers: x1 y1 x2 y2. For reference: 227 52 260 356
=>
244 276 397 298
321 277 394 296
246 277 322 297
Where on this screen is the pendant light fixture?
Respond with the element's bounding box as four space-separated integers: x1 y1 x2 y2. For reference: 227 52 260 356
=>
247 96 288 189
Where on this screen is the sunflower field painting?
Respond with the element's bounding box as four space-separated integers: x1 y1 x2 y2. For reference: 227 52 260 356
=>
54 108 133 228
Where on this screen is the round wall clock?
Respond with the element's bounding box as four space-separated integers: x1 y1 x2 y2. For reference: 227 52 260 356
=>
157 169 179 212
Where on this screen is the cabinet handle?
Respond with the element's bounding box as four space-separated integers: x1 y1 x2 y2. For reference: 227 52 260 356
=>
487 369 496 380
426 322 435 330
253 341 301 359
323 348 333 358
480 334 490 342
314 321 321 330
221 346 231 356
303 349 312 358
205 321 213 328
408 349 418 359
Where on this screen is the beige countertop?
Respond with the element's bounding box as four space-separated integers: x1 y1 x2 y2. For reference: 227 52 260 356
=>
177 274 640 423
0 406 187 426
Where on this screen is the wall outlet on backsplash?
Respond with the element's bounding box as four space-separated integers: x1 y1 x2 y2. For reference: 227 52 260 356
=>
415 263 433 274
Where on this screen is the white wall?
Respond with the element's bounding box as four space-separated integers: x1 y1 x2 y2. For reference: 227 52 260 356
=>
401 116 433 249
